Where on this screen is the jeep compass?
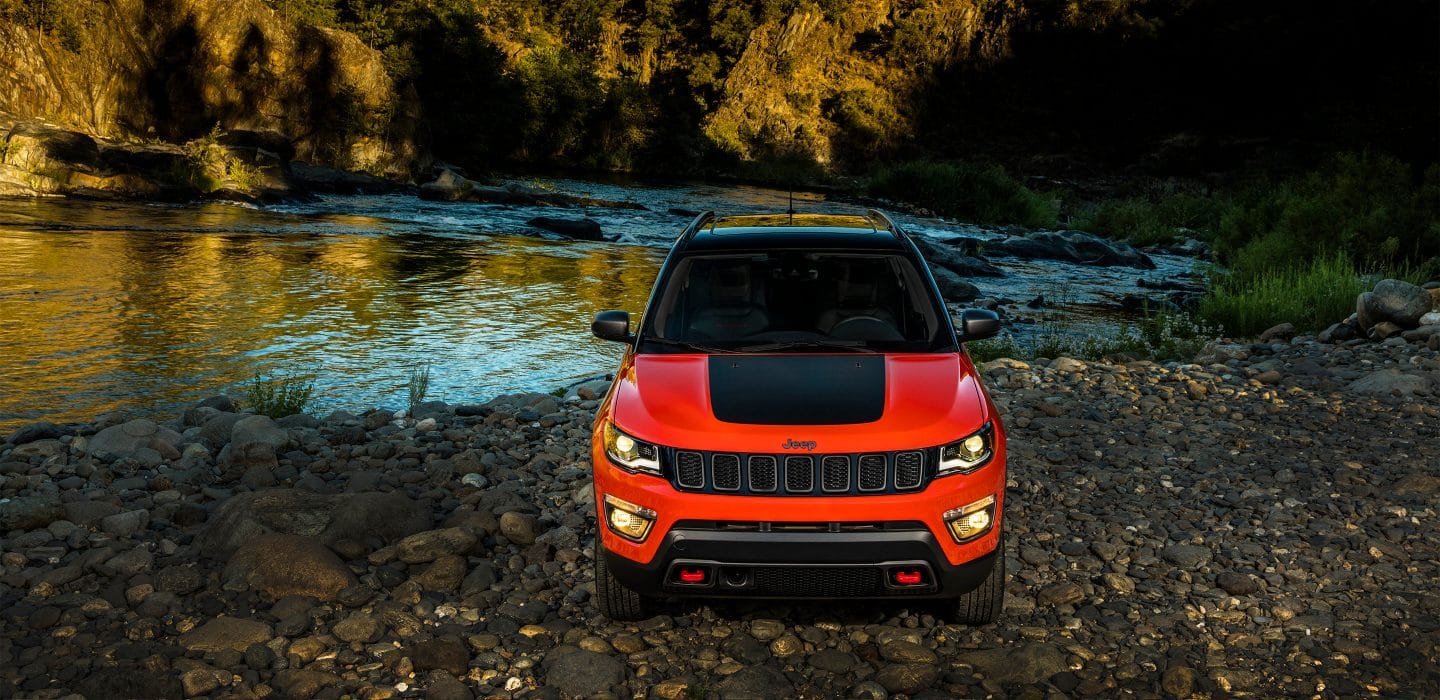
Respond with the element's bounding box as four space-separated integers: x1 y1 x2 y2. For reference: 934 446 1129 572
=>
589 211 1007 623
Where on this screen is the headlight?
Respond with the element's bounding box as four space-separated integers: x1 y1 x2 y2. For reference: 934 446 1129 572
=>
937 423 994 475
603 420 662 476
603 494 656 542
943 495 996 542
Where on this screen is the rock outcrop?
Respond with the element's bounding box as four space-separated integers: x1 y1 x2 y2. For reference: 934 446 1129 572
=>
0 0 421 185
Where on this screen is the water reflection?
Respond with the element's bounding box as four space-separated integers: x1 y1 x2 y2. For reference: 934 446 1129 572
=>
0 199 662 428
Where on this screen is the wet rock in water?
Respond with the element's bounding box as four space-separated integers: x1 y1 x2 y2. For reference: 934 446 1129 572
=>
544 646 626 697
180 617 273 653
913 236 1003 277
984 230 1155 269
930 266 981 302
223 533 357 601
5 421 68 445
527 216 605 241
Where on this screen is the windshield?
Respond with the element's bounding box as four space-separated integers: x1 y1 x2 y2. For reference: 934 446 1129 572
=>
637 251 954 353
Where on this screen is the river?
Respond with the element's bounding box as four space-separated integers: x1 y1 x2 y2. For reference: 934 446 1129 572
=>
0 178 1196 430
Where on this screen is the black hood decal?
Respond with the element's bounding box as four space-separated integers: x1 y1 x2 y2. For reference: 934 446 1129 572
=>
708 355 885 425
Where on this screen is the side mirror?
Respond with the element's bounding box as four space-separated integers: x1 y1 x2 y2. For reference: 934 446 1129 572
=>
959 309 1001 341
592 310 634 343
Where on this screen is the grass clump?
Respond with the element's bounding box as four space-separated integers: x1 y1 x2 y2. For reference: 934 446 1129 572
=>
245 374 315 419
1075 191 1229 246
867 161 1059 228
407 363 431 411
967 309 1217 364
182 125 265 193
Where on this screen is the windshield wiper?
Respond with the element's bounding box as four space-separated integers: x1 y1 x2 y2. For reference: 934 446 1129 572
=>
735 339 873 353
639 337 741 354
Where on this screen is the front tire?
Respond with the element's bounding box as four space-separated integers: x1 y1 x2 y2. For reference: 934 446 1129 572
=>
594 546 653 621
950 536 1006 625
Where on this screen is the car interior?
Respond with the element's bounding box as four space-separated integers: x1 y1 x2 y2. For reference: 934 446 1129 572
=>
647 252 941 347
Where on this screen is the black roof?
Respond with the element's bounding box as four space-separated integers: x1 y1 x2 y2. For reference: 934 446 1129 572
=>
679 212 910 253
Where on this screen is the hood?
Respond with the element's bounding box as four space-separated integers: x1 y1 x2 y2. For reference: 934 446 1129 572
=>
609 353 989 453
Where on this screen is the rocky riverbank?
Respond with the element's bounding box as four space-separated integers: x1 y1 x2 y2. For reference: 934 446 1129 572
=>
2 337 1437 699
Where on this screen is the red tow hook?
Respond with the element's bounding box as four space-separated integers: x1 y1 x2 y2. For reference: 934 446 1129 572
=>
677 567 708 584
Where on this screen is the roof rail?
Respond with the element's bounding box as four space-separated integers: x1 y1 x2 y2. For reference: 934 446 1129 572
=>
679 211 716 242
866 209 907 239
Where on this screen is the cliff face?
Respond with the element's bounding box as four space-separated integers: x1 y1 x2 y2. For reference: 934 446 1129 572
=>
0 0 421 177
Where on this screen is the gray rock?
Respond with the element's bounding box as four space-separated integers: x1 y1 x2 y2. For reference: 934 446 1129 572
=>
1347 369 1433 397
195 489 430 558
913 236 1003 277
716 664 793 699
810 648 860 674
527 216 604 241
0 494 63 530
409 637 470 676
223 533 358 601
232 415 289 449
423 671 474 700
87 419 180 462
1362 279 1432 328
100 509 150 538
874 664 940 694
1217 571 1260 595
180 617 273 653
200 412 246 447
499 511 539 545
879 639 938 665
1258 322 1297 343
930 266 981 302
958 644 1067 685
395 527 477 564
1161 543 1212 570
333 612 384 643
544 646 626 697
6 421 68 446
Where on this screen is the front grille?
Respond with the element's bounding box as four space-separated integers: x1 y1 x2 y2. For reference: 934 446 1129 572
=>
668 448 935 496
752 566 882 597
894 451 924 490
748 456 777 492
784 456 814 493
676 451 705 489
712 454 741 490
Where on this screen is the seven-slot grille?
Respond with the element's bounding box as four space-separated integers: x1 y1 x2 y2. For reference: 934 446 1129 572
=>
668 449 932 495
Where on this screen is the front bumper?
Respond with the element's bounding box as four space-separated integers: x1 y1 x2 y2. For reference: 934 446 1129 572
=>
603 524 999 599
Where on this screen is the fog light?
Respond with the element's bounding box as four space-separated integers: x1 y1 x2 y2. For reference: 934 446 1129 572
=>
603 494 656 542
943 495 996 543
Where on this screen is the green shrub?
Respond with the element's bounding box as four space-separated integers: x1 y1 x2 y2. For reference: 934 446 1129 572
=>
1197 254 1370 336
867 161 1058 228
245 375 315 419
1075 191 1231 246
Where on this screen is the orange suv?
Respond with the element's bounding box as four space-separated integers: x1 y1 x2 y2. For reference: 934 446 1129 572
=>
589 211 1007 623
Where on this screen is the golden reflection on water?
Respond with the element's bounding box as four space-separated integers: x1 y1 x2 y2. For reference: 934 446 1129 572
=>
0 199 661 428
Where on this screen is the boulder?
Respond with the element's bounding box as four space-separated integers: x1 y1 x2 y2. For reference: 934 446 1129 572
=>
200 412 246 447
1257 322 1297 343
930 266 981 302
984 230 1155 269
5 422 69 446
543 647 626 698
223 533 358 601
1359 279 1432 329
957 643 1068 685
1346 369 1433 397
195 489 432 559
232 415 289 449
87 419 181 462
913 237 1003 277
179 617 273 653
0 495 64 531
527 216 605 241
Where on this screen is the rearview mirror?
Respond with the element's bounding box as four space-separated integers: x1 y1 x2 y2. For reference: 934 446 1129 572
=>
959 309 1001 341
592 310 634 343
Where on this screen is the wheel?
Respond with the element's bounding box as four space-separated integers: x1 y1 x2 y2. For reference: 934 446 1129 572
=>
950 536 1006 625
594 546 653 621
